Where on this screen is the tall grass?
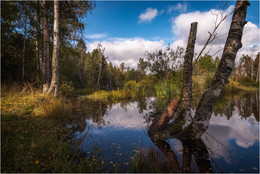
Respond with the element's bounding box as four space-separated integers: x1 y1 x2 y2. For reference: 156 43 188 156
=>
1 83 103 172
87 80 153 101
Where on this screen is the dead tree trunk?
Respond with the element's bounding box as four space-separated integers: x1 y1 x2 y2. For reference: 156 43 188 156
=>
190 0 250 139
48 0 59 96
43 0 50 93
148 22 197 139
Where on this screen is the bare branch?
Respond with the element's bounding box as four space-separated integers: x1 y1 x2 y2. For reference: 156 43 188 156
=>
194 2 233 64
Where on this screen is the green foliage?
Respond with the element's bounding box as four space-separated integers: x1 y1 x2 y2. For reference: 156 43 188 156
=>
143 46 184 81
238 76 258 87
87 80 154 101
124 80 138 94
59 81 75 95
194 54 219 75
154 81 181 99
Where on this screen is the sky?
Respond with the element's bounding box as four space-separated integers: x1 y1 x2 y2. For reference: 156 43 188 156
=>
83 0 260 68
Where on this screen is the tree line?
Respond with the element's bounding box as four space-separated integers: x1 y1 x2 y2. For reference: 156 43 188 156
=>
1 1 259 95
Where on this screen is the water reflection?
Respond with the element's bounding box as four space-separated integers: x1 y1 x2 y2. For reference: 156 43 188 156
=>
71 92 259 172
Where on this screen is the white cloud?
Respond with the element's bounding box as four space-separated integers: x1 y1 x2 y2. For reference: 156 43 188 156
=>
167 3 188 14
138 8 158 24
86 33 107 39
87 38 164 68
171 5 260 63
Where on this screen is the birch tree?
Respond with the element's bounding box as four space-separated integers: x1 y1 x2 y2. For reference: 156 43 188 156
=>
149 0 250 140
43 0 50 93
48 0 59 96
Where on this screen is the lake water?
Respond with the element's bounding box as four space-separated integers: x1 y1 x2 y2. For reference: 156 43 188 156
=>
71 92 259 172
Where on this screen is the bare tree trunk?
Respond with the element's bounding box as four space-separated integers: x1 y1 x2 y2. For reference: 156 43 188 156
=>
35 1 43 74
148 22 197 139
182 0 250 140
97 62 102 90
182 22 198 116
43 0 50 93
48 0 59 96
22 15 28 81
148 0 250 142
190 0 250 139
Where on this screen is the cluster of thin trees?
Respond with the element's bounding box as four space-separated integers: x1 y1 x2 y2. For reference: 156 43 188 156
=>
1 0 95 95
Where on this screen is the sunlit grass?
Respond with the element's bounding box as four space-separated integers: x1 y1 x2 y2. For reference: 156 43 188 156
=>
87 80 153 101
224 80 258 92
1 84 104 172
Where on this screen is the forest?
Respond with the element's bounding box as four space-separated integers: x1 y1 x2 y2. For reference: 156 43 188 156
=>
1 0 259 173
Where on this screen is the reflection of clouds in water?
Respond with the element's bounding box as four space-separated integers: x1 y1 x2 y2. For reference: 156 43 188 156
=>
88 101 151 129
203 106 259 162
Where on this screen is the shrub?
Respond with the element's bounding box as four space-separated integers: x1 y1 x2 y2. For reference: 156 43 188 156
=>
59 81 74 95
238 77 258 87
154 81 181 99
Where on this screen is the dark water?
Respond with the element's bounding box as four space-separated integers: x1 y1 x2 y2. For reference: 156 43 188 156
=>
71 92 259 173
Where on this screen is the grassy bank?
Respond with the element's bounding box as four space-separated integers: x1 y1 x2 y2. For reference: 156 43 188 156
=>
1 84 103 173
87 80 153 101
87 75 258 103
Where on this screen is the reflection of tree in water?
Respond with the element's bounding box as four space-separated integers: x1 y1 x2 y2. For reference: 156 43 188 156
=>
210 92 259 121
236 92 259 121
65 98 108 133
144 91 259 173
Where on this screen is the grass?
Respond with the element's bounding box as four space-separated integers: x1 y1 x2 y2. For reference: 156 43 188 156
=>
129 148 171 173
224 80 258 92
1 83 103 172
87 80 153 101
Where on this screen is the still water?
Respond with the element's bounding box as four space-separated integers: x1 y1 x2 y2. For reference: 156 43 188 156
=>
71 92 259 172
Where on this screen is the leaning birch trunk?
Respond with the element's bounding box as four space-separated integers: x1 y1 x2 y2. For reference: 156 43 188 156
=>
188 0 250 139
48 0 59 96
43 0 50 93
148 22 197 138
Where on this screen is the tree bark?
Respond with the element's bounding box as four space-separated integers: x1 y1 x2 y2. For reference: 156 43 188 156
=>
148 22 197 139
149 0 250 141
43 0 50 93
22 15 28 81
35 1 43 74
48 0 59 96
190 0 250 139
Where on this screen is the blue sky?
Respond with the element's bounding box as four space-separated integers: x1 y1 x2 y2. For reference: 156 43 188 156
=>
83 1 260 68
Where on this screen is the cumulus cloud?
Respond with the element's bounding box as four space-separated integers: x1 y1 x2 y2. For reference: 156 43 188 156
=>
87 38 164 68
171 5 260 63
167 3 188 14
138 8 158 23
86 33 107 39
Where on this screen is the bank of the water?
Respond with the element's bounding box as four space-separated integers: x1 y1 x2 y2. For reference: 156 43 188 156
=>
1 86 104 172
1 83 259 173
